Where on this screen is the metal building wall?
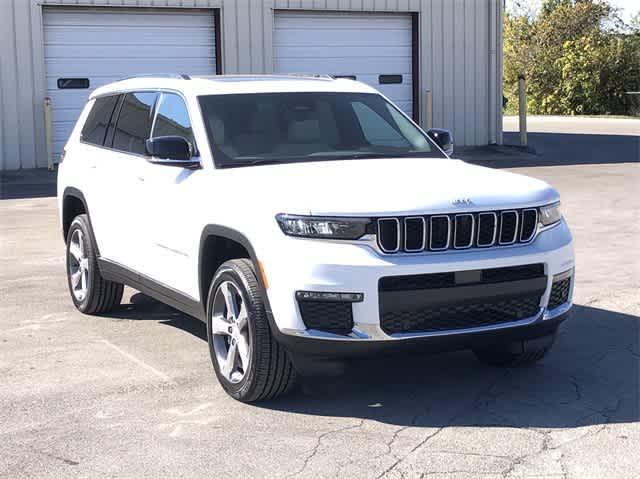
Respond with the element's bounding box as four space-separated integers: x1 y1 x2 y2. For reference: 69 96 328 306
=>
0 0 503 170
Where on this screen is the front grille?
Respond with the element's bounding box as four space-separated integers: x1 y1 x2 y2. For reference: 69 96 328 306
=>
381 295 542 334
377 208 539 254
548 277 571 310
379 264 546 335
298 300 354 335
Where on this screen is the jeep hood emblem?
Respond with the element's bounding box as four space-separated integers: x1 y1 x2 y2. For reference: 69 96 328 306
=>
452 198 474 206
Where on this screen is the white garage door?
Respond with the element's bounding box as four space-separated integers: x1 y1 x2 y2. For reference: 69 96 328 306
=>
43 8 217 161
274 11 414 118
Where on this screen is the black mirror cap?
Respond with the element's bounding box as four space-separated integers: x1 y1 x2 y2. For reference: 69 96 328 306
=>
427 128 454 156
145 136 192 162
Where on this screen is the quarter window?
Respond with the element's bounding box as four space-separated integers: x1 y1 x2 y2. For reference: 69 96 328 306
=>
81 95 120 146
152 93 195 150
112 92 158 155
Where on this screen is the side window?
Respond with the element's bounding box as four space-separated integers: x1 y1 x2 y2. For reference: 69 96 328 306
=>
112 92 158 155
81 95 120 146
152 93 195 150
351 101 408 148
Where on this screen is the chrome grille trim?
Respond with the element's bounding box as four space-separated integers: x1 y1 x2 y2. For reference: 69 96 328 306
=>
404 216 426 252
499 210 519 245
429 215 451 251
453 214 475 249
476 212 497 247
377 218 401 253
371 207 545 255
520 208 538 243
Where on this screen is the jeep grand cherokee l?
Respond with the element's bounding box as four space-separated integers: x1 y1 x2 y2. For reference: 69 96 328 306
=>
58 74 574 402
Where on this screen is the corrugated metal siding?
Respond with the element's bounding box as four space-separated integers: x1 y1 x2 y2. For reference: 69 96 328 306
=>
0 0 503 170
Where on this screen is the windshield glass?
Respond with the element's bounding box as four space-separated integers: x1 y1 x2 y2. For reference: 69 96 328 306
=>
198 92 446 167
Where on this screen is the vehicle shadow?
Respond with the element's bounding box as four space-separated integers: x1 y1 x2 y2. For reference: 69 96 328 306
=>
257 304 639 429
112 294 638 428
486 132 640 168
110 292 207 341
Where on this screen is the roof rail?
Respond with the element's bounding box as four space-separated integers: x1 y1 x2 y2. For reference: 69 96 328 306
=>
194 73 335 82
283 73 334 80
119 73 191 81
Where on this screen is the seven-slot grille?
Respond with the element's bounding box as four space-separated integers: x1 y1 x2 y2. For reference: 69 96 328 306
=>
376 208 538 254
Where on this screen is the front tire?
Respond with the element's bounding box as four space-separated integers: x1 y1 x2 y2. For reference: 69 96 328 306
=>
65 214 123 314
206 259 295 402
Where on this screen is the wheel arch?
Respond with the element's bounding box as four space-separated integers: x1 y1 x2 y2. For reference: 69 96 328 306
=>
61 187 89 237
198 225 272 318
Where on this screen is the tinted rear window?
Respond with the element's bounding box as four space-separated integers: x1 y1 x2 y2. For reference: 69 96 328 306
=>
112 92 158 155
81 95 120 146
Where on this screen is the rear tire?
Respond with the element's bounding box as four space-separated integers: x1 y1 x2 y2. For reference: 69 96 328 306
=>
65 214 123 314
206 259 295 402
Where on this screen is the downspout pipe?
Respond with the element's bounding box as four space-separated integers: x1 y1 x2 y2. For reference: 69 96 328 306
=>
488 0 498 145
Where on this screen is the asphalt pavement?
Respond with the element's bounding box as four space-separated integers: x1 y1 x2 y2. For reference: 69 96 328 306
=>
1 116 638 478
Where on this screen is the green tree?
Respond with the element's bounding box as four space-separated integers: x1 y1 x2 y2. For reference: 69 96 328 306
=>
503 0 640 115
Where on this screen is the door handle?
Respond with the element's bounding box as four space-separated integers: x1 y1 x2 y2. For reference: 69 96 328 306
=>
136 176 145 182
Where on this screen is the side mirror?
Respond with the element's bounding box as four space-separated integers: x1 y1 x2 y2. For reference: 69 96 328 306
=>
427 128 454 156
145 136 200 169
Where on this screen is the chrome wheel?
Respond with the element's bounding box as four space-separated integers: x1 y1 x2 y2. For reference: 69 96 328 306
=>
68 229 89 302
210 281 251 384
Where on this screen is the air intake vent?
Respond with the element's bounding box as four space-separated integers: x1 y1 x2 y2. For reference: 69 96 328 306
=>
520 209 538 242
477 212 497 247
430 216 450 250
377 218 400 253
404 217 426 252
454 214 474 249
499 211 519 244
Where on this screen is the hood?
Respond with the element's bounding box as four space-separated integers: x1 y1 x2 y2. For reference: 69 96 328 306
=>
219 158 559 217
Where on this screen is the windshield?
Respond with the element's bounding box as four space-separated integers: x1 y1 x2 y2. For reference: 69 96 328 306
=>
198 92 446 167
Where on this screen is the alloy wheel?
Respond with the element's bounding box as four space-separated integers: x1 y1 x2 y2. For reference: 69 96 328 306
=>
210 281 252 383
68 229 89 302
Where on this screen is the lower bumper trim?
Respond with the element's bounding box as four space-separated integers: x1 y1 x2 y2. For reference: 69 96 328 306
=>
273 308 572 359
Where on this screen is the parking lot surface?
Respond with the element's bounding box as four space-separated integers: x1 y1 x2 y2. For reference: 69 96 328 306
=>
1 119 639 478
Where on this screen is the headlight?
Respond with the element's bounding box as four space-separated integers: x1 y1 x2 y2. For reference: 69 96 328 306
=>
276 214 370 239
539 203 562 226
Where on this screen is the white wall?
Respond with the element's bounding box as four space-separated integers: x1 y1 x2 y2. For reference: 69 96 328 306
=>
0 0 503 170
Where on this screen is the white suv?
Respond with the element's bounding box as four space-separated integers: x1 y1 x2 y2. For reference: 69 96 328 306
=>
58 74 574 402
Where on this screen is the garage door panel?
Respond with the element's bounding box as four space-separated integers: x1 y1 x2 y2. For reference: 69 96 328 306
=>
275 12 410 28
45 44 214 59
274 30 410 46
275 45 410 58
45 58 214 75
45 27 214 45
274 11 414 119
43 7 216 161
44 9 213 27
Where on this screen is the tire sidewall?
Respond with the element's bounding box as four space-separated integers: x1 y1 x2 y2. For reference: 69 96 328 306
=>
206 262 262 400
65 216 94 312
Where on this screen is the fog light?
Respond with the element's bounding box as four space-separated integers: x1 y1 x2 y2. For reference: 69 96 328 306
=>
295 291 364 302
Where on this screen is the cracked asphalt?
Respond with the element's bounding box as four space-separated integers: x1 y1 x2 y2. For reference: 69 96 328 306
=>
1 118 639 478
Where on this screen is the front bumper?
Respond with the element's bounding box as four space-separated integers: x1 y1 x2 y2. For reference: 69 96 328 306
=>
262 219 574 349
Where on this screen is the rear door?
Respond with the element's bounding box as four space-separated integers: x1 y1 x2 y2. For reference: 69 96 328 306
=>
73 94 122 256
101 91 159 269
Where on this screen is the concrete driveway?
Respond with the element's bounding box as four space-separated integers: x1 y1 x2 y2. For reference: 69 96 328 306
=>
1 119 638 478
